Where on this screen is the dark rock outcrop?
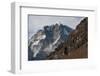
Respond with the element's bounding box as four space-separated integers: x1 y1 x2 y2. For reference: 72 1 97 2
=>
47 17 88 59
28 23 73 60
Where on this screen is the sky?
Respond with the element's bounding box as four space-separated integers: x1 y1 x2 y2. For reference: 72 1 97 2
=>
28 15 85 39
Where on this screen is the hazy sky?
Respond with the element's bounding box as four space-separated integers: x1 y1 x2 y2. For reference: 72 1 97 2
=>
28 15 85 39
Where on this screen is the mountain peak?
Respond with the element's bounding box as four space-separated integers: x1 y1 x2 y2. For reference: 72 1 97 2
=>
47 17 88 59
28 23 73 60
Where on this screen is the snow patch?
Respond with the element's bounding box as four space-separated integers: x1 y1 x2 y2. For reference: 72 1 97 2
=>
37 34 46 40
32 40 40 46
52 36 60 45
30 34 46 57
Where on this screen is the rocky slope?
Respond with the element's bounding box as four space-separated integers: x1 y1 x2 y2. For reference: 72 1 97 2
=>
47 17 88 59
28 23 73 60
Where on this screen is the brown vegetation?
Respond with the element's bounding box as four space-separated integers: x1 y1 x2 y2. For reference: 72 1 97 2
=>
47 17 88 59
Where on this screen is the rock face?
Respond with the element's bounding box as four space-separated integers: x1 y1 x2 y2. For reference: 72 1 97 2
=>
28 23 73 60
47 17 88 59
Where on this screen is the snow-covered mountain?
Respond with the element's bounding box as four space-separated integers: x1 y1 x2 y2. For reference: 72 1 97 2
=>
28 23 73 60
47 18 88 59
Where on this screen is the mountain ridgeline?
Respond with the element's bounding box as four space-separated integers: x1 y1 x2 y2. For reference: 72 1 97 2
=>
28 23 73 60
47 17 88 59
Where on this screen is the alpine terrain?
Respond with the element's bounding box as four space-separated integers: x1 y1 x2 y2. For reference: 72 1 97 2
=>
28 23 73 60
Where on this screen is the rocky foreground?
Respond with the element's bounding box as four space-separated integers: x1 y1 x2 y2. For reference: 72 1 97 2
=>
47 17 88 59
